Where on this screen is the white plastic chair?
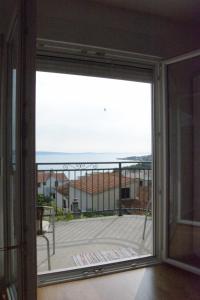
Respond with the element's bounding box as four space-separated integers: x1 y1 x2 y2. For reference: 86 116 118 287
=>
36 206 55 270
142 199 152 240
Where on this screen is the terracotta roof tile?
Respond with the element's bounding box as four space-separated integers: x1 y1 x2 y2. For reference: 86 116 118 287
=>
57 184 69 197
70 172 134 194
37 171 68 183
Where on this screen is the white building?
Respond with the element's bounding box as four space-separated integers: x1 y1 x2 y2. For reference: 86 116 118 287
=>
67 172 137 212
37 171 68 208
37 170 151 211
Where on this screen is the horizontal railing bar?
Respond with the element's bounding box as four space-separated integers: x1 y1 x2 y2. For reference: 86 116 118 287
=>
37 168 151 172
36 161 152 165
70 207 150 214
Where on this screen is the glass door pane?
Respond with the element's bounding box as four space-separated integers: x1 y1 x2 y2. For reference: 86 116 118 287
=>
6 27 20 296
36 69 154 275
167 55 200 268
1 1 36 297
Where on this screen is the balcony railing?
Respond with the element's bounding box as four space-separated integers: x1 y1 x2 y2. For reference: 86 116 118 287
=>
36 161 152 216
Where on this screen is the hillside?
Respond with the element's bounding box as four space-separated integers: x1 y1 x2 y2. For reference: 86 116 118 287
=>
122 154 152 161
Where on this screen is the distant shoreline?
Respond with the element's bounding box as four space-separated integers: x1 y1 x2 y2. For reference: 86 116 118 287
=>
119 154 152 161
36 152 152 165
36 151 149 156
36 151 152 162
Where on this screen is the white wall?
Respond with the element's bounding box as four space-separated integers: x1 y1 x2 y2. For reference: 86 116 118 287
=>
69 182 136 212
55 191 67 209
37 177 67 209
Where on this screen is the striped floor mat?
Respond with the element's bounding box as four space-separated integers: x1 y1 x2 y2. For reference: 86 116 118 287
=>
72 247 137 266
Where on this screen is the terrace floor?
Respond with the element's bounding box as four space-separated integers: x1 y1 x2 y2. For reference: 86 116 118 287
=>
37 215 153 273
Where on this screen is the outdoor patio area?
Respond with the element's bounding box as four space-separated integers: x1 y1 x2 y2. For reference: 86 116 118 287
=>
37 215 153 273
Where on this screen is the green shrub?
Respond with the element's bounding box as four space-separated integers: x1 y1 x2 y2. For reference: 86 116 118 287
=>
37 194 51 206
81 211 116 218
56 215 65 221
65 212 74 221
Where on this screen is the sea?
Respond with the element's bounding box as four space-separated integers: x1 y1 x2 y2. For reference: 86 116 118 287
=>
36 152 147 172
36 152 139 164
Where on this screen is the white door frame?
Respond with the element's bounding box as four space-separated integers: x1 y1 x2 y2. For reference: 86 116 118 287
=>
35 41 164 285
1 1 37 298
161 49 200 276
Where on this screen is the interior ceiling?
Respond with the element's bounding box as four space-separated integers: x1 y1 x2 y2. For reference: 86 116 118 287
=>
90 0 200 23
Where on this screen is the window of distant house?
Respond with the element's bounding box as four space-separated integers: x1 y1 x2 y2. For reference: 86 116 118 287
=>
121 188 130 199
55 180 58 187
63 199 66 208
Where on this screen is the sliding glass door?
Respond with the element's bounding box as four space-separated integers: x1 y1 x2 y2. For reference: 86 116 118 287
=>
36 46 160 283
0 1 36 298
164 52 200 272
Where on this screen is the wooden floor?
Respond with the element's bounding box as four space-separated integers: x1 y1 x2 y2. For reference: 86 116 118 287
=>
37 264 200 300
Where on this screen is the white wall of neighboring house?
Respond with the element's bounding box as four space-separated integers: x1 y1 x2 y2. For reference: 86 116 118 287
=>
37 185 50 198
37 175 149 212
37 176 68 209
54 191 68 210
69 182 136 212
37 186 65 209
38 177 57 195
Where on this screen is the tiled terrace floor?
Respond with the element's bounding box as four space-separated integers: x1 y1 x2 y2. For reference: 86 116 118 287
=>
37 215 152 273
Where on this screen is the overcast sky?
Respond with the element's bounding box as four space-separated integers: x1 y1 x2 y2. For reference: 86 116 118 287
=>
36 71 152 154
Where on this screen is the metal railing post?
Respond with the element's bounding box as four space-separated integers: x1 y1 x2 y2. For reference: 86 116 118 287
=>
36 163 38 205
52 207 55 254
118 162 122 216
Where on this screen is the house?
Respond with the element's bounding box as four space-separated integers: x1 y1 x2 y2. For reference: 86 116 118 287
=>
1 0 200 299
37 171 68 188
56 184 69 211
37 171 68 208
37 171 68 194
37 170 151 212
68 172 137 212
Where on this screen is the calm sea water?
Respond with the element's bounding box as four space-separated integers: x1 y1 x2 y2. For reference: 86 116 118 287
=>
36 152 138 164
36 152 149 171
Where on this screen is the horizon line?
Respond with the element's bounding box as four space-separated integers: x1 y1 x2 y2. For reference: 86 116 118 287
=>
36 151 151 155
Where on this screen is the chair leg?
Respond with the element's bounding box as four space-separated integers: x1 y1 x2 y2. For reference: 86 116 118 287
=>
51 210 55 255
142 214 148 240
52 222 55 255
42 235 51 270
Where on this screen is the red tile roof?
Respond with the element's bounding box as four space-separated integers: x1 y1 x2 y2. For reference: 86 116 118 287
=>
37 171 68 183
57 184 69 197
69 172 134 194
